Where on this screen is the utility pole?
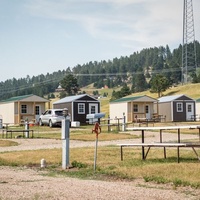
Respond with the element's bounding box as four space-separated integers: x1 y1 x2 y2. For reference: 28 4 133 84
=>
182 0 197 84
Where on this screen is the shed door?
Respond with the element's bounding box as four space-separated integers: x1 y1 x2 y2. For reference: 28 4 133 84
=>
186 103 194 120
89 103 98 123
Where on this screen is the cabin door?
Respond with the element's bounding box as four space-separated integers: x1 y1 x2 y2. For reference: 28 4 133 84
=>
145 105 151 119
186 103 194 120
89 103 98 123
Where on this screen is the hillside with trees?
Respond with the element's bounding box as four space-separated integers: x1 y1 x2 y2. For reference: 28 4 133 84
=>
0 41 200 101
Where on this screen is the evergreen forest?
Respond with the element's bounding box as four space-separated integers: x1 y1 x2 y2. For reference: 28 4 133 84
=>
0 41 200 101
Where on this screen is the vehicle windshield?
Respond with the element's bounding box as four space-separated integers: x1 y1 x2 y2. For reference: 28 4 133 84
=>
55 111 63 116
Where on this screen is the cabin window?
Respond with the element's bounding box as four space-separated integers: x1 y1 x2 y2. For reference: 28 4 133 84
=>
21 105 27 114
133 104 138 112
177 103 183 112
145 105 149 114
187 104 192 112
90 105 96 114
78 103 85 114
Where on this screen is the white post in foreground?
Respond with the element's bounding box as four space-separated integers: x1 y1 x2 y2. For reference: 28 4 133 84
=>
25 119 29 138
61 108 70 169
122 113 126 132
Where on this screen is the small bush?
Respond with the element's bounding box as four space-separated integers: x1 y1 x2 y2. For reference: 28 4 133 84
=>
173 178 190 187
71 160 87 168
143 176 168 184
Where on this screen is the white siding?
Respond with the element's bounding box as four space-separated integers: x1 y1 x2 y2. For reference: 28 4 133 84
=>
158 102 172 122
196 102 200 121
0 102 15 124
109 102 127 123
15 102 34 114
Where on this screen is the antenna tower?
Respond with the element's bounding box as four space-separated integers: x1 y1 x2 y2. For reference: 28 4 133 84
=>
182 0 197 84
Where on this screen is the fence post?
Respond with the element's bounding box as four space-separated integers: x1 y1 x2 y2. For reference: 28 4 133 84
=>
108 115 110 132
122 113 126 131
25 118 29 138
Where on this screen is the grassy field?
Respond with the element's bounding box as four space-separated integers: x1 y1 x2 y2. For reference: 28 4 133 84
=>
1 144 200 188
1 123 200 188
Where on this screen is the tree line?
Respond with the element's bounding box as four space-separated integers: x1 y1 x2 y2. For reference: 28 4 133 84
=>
0 41 199 101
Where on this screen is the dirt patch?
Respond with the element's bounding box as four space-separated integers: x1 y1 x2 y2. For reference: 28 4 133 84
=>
0 166 199 200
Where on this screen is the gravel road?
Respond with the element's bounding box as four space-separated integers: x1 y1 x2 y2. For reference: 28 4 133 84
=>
1 130 199 152
0 130 200 200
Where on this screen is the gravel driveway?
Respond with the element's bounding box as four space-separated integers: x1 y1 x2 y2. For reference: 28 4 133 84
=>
0 131 200 200
1 166 199 200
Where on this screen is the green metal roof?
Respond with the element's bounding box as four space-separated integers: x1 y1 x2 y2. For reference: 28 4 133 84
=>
0 94 33 103
110 95 144 103
196 98 200 103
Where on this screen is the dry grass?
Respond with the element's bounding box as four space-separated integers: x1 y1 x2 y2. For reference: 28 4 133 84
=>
1 146 200 186
0 140 18 147
126 82 200 99
99 97 110 117
70 132 140 141
33 131 140 141
0 149 61 166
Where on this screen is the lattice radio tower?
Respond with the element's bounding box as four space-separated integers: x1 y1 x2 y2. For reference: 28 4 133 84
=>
182 0 197 84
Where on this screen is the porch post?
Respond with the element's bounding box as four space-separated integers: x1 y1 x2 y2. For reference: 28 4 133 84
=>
131 101 133 122
33 102 36 122
144 102 146 118
18 101 21 124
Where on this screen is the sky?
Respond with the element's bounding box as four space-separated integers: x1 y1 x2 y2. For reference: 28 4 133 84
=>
0 0 200 82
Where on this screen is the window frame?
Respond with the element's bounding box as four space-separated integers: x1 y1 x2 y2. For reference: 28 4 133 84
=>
21 104 27 114
78 103 85 114
176 102 183 112
133 104 138 112
187 104 192 112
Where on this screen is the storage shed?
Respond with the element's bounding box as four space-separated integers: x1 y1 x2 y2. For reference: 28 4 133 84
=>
53 94 100 124
0 94 49 124
109 95 157 123
157 94 196 122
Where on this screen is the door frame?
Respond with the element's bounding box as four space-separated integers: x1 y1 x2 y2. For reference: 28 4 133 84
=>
35 105 41 123
186 102 194 121
88 103 98 124
145 104 151 119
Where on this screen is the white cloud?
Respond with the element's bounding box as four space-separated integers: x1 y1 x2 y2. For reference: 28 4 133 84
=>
14 0 200 52
24 1 184 43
